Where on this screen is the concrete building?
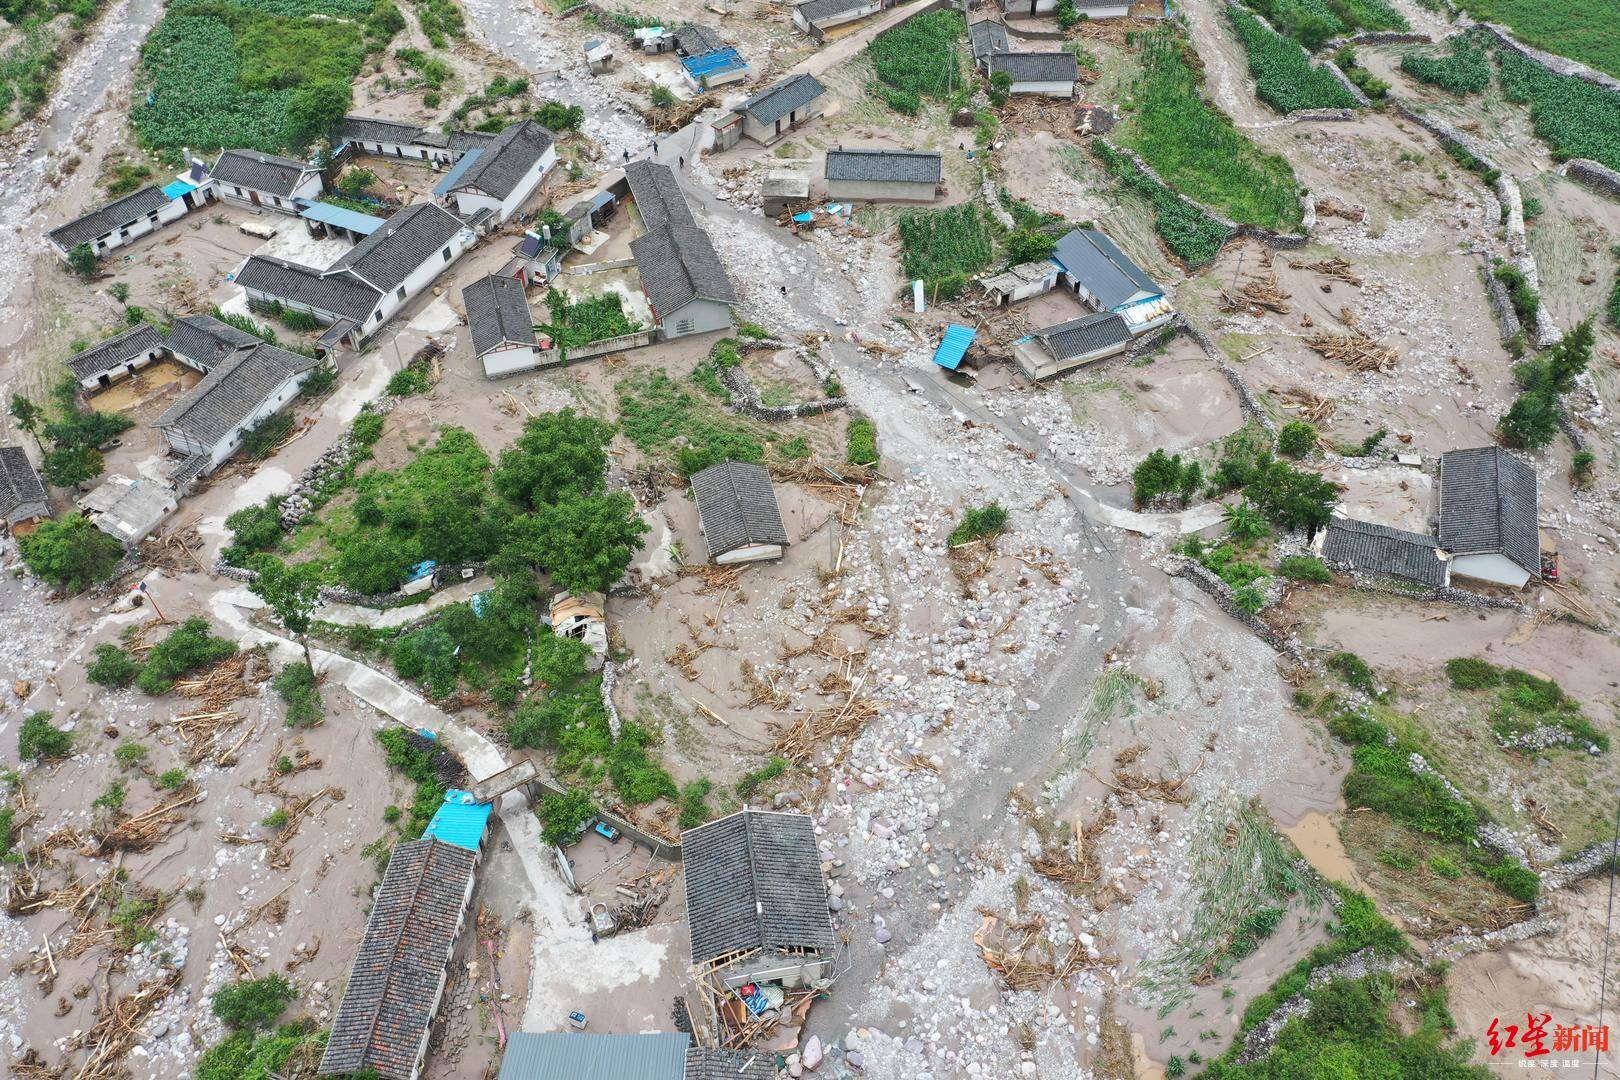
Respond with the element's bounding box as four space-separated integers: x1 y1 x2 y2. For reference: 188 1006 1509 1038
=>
682 810 835 990
623 162 737 339
319 837 479 1080
235 203 474 349
1051 227 1175 334
793 0 881 38
689 460 790 565
464 274 552 379
999 0 1130 15
45 183 206 263
1317 516 1450 588
153 342 319 478
583 38 614 74
674 24 748 90
165 313 264 372
333 115 494 166
824 148 942 203
734 73 826 146
1438 446 1540 588
432 119 557 230
1013 311 1132 379
66 325 168 392
981 260 1060 306
78 475 178 547
988 51 1079 98
762 170 812 216
211 149 323 213
0 447 50 537
968 19 1011 72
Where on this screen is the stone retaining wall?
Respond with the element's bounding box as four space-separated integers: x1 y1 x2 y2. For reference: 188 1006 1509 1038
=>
1172 559 1304 661
1480 22 1620 95
981 175 1017 230
1325 30 1432 48
717 344 850 422
1564 159 1620 200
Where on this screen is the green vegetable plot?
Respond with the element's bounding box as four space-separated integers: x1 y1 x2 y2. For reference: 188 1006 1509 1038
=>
867 9 965 115
1228 7 1361 113
1245 0 1406 52
1496 41 1620 171
1400 33 1492 95
897 203 994 299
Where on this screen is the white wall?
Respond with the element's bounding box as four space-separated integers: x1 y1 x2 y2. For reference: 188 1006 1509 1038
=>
362 227 475 335
205 373 305 468
451 144 556 226
1009 79 1075 99
715 541 784 565
481 344 549 379
1013 336 1129 380
657 297 733 340
59 195 190 260
79 347 164 390
220 175 320 215
824 178 937 203
1000 0 1059 14
1450 552 1532 589
743 99 824 145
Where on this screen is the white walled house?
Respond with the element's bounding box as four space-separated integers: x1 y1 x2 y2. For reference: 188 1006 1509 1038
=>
824 148 942 203
631 225 737 340
165 313 265 372
46 185 198 262
154 342 318 475
463 274 554 379
999 0 1128 15
66 325 167 391
689 461 790 565
211 149 324 214
988 51 1079 98
1051 227 1175 335
234 203 474 349
793 0 881 38
333 115 494 166
434 120 556 230
735 73 826 146
1013 312 1132 380
1437 446 1541 588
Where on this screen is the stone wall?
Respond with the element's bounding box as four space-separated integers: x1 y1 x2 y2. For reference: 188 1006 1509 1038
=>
1480 22 1620 94
278 397 399 530
1564 159 1620 200
717 345 850 422
980 175 1017 230
1172 558 1305 661
1176 316 1279 434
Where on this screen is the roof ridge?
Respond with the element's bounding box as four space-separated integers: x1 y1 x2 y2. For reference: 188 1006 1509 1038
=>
355 839 439 1065
741 812 767 952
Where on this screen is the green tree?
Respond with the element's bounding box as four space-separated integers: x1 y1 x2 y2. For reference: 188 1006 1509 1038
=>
136 617 237 695
210 974 295 1030
18 712 73 761
42 444 104 488
1003 228 1058 265
66 243 99 280
492 408 613 510
334 530 420 595
538 787 596 847
249 557 321 670
18 514 124 592
1498 389 1559 449
8 394 46 456
1244 458 1339 531
286 79 352 150
1276 420 1317 458
648 85 675 108
511 493 648 595
222 499 284 566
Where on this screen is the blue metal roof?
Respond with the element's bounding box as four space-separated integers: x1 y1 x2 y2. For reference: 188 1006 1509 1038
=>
589 191 615 211
423 789 493 851
682 47 746 78
932 324 975 371
406 560 436 581
299 200 388 235
432 149 483 196
496 1032 689 1080
161 179 195 200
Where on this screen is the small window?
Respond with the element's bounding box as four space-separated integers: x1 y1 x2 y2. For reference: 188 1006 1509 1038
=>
675 319 694 335
442 247 452 262
397 285 407 300
272 197 281 207
374 311 383 323
234 187 243 197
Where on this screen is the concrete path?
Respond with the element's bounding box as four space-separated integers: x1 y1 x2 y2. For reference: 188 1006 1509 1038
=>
789 0 943 80
314 576 492 629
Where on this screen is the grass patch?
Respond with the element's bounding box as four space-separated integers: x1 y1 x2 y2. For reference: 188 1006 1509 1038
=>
1094 141 1232 265
1116 28 1303 233
542 288 642 354
615 368 765 476
947 503 1009 547
846 417 879 466
897 204 995 300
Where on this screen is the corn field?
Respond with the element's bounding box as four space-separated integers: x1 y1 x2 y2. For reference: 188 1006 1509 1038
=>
1228 7 1361 113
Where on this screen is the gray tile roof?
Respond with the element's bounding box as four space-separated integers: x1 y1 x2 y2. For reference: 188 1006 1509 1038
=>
989 51 1080 84
1438 446 1539 575
451 120 554 200
47 186 172 250
968 19 1010 61
1033 311 1132 361
463 274 535 358
630 224 737 319
496 1032 690 1080
674 23 725 56
624 159 697 230
685 1048 777 1080
824 148 942 185
66 324 165 380
738 73 826 127
796 0 874 24
689 460 788 557
335 202 467 294
1052 228 1161 311
1321 517 1447 587
211 149 317 197
236 255 382 322
153 342 317 448
682 810 833 966
165 314 262 370
335 115 428 146
319 838 478 1080
0 446 49 527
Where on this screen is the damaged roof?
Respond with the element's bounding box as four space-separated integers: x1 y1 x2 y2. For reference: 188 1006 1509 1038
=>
66 324 165 381
685 1049 777 1080
824 148 942 185
319 838 478 1080
1031 311 1132 361
211 149 318 197
1321 517 1448 588
449 120 554 199
968 19 1010 61
154 342 318 448
0 446 49 527
47 186 172 251
988 51 1080 84
630 224 737 317
737 73 825 126
166 314 262 370
674 23 725 56
682 809 832 966
462 274 536 358
1438 446 1539 575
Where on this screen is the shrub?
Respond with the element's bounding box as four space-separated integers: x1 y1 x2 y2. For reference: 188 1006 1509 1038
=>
239 412 295 459
157 767 188 790
222 499 284 566
92 781 127 811
386 367 429 397
649 84 675 107
1132 449 1203 508
847 417 879 465
87 643 140 687
1481 856 1539 902
948 504 1009 546
537 787 595 847
678 778 713 829
1498 389 1559 449
136 617 237 695
273 662 323 727
1276 420 1317 458
18 513 125 592
351 410 385 447
1572 450 1596 485
1278 555 1331 583
1445 657 1501 690
1232 584 1266 614
298 359 335 391
67 243 99 279
262 808 289 829
1327 651 1377 696
114 742 149 769
19 713 73 762
211 974 295 1030
736 758 790 801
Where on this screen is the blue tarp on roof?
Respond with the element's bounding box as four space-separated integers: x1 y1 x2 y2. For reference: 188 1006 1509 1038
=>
161 180 195 200
681 47 746 79
424 789 493 851
406 560 436 582
932 324 975 371
432 149 484 196
299 200 388 236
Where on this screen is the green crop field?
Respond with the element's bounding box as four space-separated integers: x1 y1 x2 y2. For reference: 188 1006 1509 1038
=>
867 9 965 116
1227 7 1361 113
1245 0 1406 52
1399 32 1492 95
1496 41 1620 171
1117 29 1303 233
1459 0 1620 79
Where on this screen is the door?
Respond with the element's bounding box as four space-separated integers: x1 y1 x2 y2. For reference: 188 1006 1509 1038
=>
182 192 195 210
249 190 260 207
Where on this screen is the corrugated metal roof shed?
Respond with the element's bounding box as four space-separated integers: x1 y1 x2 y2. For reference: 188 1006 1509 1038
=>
496 1032 689 1080
433 149 484 196
682 47 746 78
423 790 493 851
932 324 975 371
301 201 388 235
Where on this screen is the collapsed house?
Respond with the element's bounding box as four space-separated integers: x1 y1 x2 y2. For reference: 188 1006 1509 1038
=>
1051 227 1175 335
623 160 738 340
0 446 50 537
549 590 607 662
761 170 812 216
1438 446 1541 588
720 73 827 148
988 51 1080 99
235 202 475 350
689 461 790 565
318 837 480 1080
45 175 218 263
1013 311 1133 379
496 1032 776 1080
153 341 320 484
823 148 942 203
1317 516 1450 589
78 474 178 547
463 273 552 379
211 149 324 214
684 810 835 1042
981 260 1060 307
792 0 883 39
429 118 558 230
